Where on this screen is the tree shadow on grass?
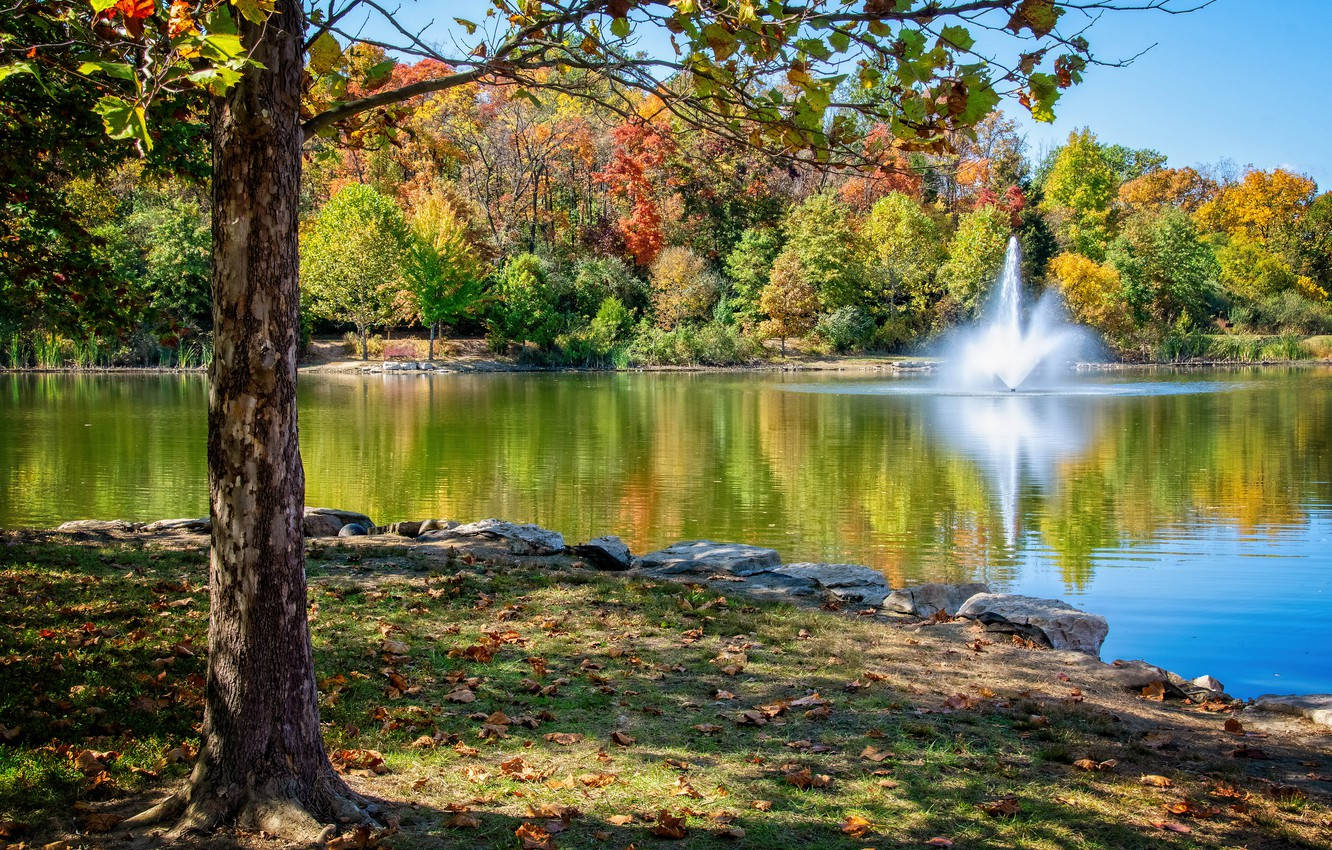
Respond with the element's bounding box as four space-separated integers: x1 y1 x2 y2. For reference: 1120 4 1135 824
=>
1 539 1329 849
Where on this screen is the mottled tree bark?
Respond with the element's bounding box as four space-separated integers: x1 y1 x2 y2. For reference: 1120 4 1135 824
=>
128 0 370 838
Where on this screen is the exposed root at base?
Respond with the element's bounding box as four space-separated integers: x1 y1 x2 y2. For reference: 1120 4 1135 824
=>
124 776 381 845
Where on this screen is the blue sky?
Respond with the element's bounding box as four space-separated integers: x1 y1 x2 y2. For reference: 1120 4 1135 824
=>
359 0 1331 187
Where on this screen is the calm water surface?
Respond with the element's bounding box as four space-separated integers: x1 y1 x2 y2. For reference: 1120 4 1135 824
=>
2 368 1329 697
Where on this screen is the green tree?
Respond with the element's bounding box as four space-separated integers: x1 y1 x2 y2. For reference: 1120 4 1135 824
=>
404 187 486 359
1041 129 1118 259
723 226 783 327
1110 209 1219 331
860 192 943 322
760 251 819 354
939 205 1011 317
491 253 560 347
781 193 860 311
570 256 649 318
302 184 409 359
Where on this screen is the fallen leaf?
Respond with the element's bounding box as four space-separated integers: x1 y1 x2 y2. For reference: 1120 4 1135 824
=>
543 732 584 746
1223 717 1244 735
611 731 635 746
649 810 688 839
751 799 772 811
577 772 617 788
444 811 481 829
1152 820 1192 834
607 814 635 826
1141 681 1166 701
693 723 722 734
980 795 1020 817
78 812 124 833
840 815 872 838
859 745 892 763
1140 774 1174 788
515 821 555 849
445 687 476 703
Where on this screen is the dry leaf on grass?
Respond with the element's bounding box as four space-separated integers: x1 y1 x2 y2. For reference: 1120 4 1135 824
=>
980 795 1020 817
649 810 688 839
1140 774 1174 788
840 815 872 838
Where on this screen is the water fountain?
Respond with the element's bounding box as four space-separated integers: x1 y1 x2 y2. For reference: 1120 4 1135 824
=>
943 236 1096 392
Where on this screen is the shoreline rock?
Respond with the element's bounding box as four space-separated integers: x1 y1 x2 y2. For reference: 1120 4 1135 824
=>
956 593 1109 655
43 511 1332 727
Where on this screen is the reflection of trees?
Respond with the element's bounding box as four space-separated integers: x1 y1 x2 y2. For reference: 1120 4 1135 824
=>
4 371 1329 592
0 374 208 526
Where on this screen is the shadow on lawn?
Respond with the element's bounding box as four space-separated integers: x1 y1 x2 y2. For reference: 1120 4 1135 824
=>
1 538 1328 849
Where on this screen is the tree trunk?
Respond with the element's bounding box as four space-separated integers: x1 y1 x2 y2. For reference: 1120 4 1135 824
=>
360 327 369 361
428 322 436 361
129 0 370 839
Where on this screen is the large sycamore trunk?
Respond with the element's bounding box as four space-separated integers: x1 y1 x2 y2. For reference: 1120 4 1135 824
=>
131 0 369 838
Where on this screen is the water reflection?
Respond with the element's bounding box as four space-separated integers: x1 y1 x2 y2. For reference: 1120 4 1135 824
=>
928 393 1094 549
1 369 1330 694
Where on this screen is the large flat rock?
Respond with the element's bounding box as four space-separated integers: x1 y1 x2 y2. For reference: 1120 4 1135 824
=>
633 540 781 577
771 563 890 606
55 519 137 534
303 507 373 538
1253 694 1332 729
572 535 633 570
957 593 1108 655
883 582 990 617
143 517 211 534
420 518 564 555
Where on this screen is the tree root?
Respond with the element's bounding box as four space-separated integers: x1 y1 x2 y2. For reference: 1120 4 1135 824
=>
126 771 382 845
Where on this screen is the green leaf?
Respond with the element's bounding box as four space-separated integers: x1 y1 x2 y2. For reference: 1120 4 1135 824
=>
0 61 38 85
93 94 151 149
88 0 118 12
828 30 850 53
78 60 135 82
610 16 630 39
454 17 477 35
231 0 275 25
365 59 396 86
187 65 243 95
939 25 973 51
205 5 239 35
308 31 341 74
200 33 245 62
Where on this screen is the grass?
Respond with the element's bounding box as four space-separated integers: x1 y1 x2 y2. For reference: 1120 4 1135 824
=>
1 539 1329 849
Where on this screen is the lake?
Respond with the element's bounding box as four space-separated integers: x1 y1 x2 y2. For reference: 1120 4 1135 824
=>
2 367 1329 697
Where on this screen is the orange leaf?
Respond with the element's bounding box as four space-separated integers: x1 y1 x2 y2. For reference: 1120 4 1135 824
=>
840 815 872 838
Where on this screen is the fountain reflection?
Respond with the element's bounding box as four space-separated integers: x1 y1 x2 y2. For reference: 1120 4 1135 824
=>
928 392 1095 549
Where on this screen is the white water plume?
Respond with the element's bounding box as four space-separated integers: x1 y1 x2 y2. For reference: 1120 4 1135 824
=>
941 236 1098 391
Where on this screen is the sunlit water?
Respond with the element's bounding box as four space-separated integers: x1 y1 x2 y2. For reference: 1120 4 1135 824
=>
2 368 1329 697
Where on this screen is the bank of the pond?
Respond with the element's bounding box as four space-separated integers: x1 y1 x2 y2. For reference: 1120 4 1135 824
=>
3 519 1330 850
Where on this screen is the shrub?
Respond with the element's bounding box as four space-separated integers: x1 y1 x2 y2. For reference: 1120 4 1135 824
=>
626 320 763 366
571 257 649 317
1250 291 1332 335
812 306 876 353
489 253 562 347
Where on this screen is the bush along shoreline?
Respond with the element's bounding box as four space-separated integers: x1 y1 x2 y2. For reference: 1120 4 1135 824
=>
5 513 1331 848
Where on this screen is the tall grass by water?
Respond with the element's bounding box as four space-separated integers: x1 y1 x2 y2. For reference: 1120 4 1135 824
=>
1157 332 1311 363
0 334 212 370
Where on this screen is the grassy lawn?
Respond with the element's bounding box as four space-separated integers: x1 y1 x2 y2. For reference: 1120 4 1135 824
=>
1 538 1328 849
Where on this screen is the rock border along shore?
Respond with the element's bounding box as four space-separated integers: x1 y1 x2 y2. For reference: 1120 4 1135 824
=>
49 510 1332 731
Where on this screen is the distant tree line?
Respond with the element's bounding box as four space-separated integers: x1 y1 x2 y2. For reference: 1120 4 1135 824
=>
5 59 1331 368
